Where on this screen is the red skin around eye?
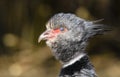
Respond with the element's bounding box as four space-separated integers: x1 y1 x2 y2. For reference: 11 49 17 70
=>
45 29 61 39
47 28 67 39
52 28 68 34
52 29 61 34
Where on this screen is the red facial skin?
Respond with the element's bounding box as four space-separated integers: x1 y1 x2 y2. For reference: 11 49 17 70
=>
38 28 67 43
47 28 67 40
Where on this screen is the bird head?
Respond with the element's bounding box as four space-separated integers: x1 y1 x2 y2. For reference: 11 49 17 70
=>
38 13 105 47
38 13 105 63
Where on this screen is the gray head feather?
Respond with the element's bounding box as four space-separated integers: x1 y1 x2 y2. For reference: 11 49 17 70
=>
46 13 105 64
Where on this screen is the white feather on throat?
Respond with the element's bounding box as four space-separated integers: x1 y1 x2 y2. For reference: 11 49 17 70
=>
63 53 86 68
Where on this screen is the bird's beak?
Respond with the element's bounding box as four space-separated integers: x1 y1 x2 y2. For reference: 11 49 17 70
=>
38 30 50 43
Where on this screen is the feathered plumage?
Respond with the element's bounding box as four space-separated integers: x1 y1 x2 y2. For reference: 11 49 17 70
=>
38 13 106 77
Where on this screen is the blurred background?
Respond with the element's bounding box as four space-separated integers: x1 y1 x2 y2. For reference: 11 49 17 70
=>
0 0 120 77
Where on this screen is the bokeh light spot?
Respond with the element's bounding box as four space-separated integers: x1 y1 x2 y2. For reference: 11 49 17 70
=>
3 33 18 47
9 63 22 76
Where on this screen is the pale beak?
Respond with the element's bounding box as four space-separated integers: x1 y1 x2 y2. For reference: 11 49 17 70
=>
38 30 50 43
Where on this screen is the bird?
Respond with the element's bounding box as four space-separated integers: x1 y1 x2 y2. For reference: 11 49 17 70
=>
38 13 106 77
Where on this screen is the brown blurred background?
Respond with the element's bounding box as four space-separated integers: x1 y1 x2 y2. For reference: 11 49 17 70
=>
0 0 120 77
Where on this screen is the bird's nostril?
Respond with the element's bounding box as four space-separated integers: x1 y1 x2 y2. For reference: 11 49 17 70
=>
42 30 51 36
44 32 49 35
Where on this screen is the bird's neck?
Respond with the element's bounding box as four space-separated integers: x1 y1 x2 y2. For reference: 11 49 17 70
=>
51 40 88 64
63 53 86 68
59 55 97 77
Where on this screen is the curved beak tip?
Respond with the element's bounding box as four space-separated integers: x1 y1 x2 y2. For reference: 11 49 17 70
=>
38 34 43 43
38 33 46 43
38 38 41 43
38 30 50 43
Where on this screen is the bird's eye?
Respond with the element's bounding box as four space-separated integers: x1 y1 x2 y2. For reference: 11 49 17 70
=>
60 27 64 31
